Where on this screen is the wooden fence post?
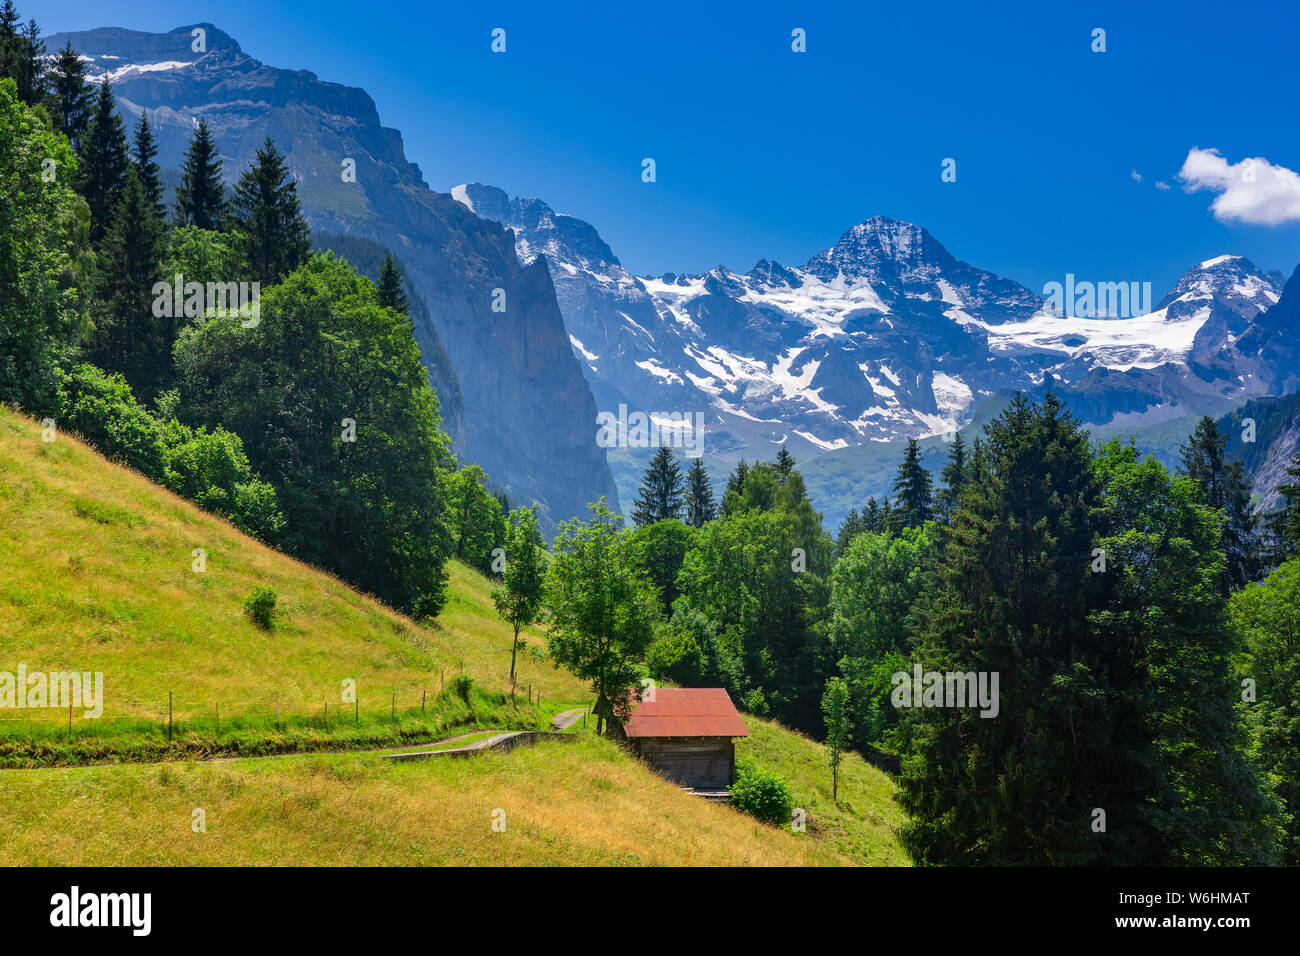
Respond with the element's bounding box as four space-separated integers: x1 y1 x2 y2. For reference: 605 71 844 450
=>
168 691 173 742
215 702 219 737
422 689 426 713
276 696 280 730
355 698 359 725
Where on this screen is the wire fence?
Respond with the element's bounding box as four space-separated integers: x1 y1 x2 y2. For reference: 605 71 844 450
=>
0 675 552 741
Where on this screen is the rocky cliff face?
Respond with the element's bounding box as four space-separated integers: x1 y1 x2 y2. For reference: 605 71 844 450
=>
49 23 620 529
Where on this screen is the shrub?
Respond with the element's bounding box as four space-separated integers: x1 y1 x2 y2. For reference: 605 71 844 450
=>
244 586 277 630
157 409 284 539
57 364 165 479
449 674 474 702
729 761 794 826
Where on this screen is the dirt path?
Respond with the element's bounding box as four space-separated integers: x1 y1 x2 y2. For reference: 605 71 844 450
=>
550 709 588 731
380 709 589 761
1 707 593 770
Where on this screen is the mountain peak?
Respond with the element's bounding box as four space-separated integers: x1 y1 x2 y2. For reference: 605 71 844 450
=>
802 215 952 281
1157 254 1282 315
1196 254 1245 271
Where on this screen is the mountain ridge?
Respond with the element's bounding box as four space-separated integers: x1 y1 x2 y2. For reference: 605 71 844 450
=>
452 182 1297 471
47 23 620 532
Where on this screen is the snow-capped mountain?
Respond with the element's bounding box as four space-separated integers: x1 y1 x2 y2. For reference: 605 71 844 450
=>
454 184 1291 460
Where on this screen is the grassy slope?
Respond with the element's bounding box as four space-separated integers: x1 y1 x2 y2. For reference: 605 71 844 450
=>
0 404 585 732
738 721 908 865
0 405 906 865
0 739 855 866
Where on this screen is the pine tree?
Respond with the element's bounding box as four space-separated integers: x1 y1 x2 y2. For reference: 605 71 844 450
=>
1265 449 1300 563
50 42 91 150
878 496 896 535
133 111 166 222
1178 416 1258 591
0 1 20 84
683 456 716 527
230 137 311 286
892 437 933 529
774 445 796 482
862 497 881 532
175 119 227 230
91 167 165 394
14 18 42 105
936 432 967 522
899 393 1112 865
632 446 685 526
376 252 409 314
78 81 129 244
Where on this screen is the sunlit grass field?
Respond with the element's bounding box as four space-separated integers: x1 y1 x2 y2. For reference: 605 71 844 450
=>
0 405 907 865
737 720 909 865
0 405 587 740
0 738 855 866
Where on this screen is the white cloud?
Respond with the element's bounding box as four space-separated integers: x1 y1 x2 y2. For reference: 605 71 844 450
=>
1130 169 1143 182
1154 180 1171 191
1176 147 1300 225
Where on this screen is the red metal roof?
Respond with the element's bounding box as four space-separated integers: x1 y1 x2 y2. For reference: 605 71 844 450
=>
623 688 749 739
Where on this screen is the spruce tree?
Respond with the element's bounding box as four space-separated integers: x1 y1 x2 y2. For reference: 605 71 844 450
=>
1178 416 1258 591
13 18 42 105
230 137 311 286
862 497 881 532
936 432 967 522
892 437 933 529
632 446 684 526
175 118 227 230
899 393 1113 865
0 1 19 85
91 167 164 395
376 252 409 314
133 111 166 222
684 456 716 527
78 81 129 244
51 42 91 150
878 496 896 535
774 445 796 482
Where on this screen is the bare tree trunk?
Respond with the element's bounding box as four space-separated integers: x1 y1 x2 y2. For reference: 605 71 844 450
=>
509 623 519 682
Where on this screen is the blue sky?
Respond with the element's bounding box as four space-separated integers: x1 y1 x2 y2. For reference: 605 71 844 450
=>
37 0 1300 296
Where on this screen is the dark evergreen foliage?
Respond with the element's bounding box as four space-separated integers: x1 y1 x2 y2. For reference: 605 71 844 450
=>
175 119 227 230
632 445 685 525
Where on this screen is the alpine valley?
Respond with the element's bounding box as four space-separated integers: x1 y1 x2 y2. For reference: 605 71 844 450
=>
48 23 1300 530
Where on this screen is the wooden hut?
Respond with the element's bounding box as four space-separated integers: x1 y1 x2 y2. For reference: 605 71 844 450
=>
623 688 749 791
